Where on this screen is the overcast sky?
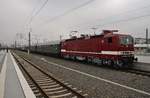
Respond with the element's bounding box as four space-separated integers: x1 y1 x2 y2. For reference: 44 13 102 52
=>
0 0 150 45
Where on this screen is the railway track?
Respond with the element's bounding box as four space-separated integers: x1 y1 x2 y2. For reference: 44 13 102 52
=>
126 69 150 77
14 51 150 79
12 52 87 98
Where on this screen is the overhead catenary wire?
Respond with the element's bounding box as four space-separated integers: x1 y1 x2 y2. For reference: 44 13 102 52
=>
16 0 49 47
29 0 49 26
21 0 41 32
34 0 96 27
33 0 150 29
68 4 150 31
22 0 95 36
46 0 95 22
21 0 150 41
75 14 150 35
28 0 48 50
26 0 96 41
95 13 150 27
31 2 150 39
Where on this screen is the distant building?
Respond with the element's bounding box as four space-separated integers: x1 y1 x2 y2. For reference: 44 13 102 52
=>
134 38 150 53
134 38 150 44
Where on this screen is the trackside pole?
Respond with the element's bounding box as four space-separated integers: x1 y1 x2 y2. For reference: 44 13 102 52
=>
28 49 30 55
28 31 31 55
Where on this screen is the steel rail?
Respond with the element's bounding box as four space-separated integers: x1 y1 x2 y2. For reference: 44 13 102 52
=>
12 52 86 98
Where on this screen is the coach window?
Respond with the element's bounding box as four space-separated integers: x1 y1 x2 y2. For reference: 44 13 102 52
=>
108 37 112 43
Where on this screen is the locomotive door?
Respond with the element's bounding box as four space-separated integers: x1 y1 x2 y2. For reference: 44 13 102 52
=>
107 37 113 50
101 38 108 51
102 37 113 51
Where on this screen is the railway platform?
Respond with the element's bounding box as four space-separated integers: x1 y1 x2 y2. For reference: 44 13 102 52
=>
133 55 150 72
0 50 6 73
136 55 150 64
0 51 36 98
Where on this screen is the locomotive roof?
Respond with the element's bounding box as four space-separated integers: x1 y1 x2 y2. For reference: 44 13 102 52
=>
65 34 104 41
64 31 132 42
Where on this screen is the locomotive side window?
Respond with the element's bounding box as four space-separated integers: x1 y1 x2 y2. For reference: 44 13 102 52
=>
108 37 112 43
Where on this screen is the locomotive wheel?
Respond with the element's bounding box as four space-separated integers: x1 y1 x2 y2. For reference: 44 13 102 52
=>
107 60 113 66
74 56 77 60
87 57 93 63
72 56 76 60
115 60 124 69
102 59 106 65
102 59 111 66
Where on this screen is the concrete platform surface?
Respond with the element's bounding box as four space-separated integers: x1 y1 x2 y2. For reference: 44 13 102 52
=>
4 53 25 98
135 55 150 64
0 50 6 73
0 52 36 98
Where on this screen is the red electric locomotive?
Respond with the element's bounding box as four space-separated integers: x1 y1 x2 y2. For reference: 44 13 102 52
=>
61 30 136 68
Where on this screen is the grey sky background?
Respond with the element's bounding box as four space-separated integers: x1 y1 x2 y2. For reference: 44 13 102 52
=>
0 0 150 45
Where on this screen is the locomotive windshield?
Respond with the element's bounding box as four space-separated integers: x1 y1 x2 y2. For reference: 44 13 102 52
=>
120 35 133 45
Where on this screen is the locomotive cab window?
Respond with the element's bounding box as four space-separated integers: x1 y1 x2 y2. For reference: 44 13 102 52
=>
120 36 133 45
108 37 112 43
